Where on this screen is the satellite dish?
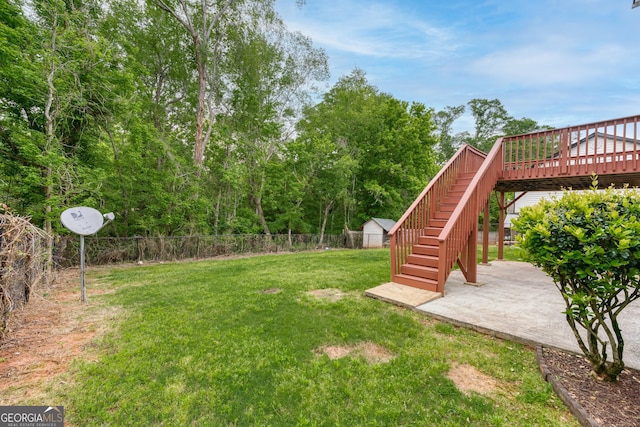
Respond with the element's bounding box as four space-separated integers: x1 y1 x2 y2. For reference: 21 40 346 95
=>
60 207 114 304
60 207 105 236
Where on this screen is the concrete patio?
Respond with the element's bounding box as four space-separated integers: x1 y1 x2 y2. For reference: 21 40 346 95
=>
366 260 640 370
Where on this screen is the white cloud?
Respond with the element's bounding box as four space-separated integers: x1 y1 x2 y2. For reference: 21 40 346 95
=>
277 0 640 130
278 0 459 60
469 39 628 86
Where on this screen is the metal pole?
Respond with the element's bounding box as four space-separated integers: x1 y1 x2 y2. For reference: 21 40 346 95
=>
80 235 87 304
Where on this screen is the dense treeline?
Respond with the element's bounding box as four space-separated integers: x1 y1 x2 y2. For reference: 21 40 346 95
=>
0 0 545 256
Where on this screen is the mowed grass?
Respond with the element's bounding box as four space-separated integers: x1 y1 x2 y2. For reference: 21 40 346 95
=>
479 244 526 262
60 248 576 426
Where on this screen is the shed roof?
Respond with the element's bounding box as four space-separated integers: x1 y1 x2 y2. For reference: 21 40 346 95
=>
367 218 397 232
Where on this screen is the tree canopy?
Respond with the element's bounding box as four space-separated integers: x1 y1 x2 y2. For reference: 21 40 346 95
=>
1 0 549 253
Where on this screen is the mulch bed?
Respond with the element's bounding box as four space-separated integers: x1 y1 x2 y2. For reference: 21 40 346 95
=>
539 346 640 427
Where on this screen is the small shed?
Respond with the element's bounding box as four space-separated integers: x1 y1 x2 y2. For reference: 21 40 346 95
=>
362 218 396 248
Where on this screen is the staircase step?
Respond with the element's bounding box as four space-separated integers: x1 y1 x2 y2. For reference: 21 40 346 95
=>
418 235 438 246
458 171 476 179
458 172 476 178
401 264 438 281
424 227 442 237
442 195 464 205
429 219 447 228
393 274 439 292
433 211 450 220
412 244 438 257
407 253 439 268
439 203 458 212
451 184 470 192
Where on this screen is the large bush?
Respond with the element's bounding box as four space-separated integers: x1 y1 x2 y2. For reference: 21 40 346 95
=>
513 182 640 381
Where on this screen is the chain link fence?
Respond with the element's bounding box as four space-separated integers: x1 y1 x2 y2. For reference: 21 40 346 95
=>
54 232 366 268
52 226 515 268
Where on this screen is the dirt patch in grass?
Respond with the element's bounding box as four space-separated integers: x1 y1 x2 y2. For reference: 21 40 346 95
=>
316 342 395 364
261 288 282 294
0 268 120 404
447 362 499 396
307 288 347 301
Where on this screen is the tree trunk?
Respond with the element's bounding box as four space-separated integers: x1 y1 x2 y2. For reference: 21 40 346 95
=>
254 195 271 236
318 200 334 248
44 170 53 273
193 40 206 172
43 13 58 274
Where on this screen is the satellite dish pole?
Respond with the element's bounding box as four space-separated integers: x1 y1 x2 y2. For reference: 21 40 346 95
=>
60 207 114 303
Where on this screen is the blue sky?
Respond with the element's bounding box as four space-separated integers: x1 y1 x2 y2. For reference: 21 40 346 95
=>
275 0 640 133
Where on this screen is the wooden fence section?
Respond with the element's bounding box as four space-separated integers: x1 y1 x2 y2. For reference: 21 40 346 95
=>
498 114 640 191
388 145 486 280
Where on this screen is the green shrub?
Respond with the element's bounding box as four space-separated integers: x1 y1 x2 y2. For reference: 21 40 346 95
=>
513 180 640 381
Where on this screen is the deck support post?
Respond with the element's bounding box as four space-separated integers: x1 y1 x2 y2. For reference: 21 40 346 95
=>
466 221 478 284
482 198 490 264
498 192 505 260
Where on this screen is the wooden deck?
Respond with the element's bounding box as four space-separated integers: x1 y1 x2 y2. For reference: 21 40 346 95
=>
497 115 640 191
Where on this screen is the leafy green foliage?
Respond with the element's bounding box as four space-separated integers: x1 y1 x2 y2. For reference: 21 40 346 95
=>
433 105 465 164
296 69 438 231
463 98 511 152
2 0 554 241
513 183 640 381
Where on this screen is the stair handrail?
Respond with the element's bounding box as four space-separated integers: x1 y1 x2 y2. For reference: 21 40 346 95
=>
436 139 505 292
389 145 486 279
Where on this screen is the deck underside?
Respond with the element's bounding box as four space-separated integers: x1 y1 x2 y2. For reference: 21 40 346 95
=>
495 171 640 192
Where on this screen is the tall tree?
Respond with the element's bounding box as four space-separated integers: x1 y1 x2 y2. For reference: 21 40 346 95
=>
503 117 550 136
222 17 328 235
0 0 124 262
466 98 511 152
278 131 356 244
101 0 209 236
296 69 437 230
152 0 239 171
434 105 465 164
0 0 43 213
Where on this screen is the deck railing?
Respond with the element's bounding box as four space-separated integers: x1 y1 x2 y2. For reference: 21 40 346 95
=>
389 145 486 280
436 140 504 292
502 115 640 180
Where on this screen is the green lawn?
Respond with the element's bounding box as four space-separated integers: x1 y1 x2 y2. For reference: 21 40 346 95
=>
479 244 527 263
57 248 575 426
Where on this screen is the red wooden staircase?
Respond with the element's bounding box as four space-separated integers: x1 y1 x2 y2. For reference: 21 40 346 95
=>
393 172 474 291
389 140 504 294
